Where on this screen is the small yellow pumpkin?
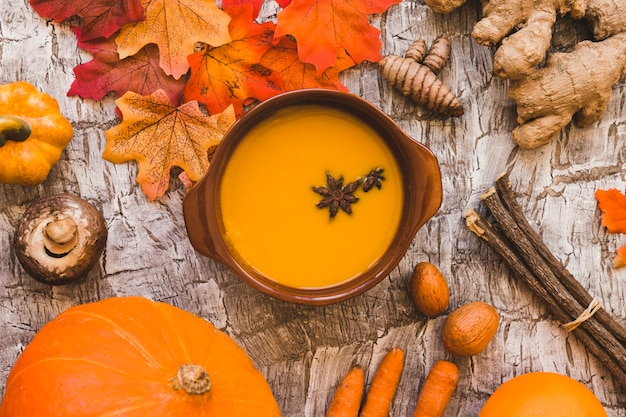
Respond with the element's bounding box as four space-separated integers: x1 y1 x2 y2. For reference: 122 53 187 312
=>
0 81 73 185
0 296 282 416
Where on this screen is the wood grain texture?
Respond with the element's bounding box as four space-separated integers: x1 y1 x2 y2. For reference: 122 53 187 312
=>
1 0 625 415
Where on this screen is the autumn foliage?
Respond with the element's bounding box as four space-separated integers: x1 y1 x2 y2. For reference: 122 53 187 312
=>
596 189 626 268
29 0 400 199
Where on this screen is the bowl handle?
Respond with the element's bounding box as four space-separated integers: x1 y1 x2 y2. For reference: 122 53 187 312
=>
182 178 232 266
404 137 443 234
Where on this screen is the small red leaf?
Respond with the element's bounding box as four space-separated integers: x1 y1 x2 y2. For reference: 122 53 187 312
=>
68 28 186 105
30 0 144 41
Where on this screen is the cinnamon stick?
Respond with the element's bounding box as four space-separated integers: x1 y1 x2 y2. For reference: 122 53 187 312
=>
464 209 626 383
494 173 626 345
479 187 626 377
464 173 626 384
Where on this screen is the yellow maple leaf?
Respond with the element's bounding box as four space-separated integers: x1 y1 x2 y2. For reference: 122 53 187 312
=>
116 0 231 79
103 89 236 200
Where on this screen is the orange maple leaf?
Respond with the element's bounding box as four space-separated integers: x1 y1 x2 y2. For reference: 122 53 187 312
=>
260 37 355 91
184 3 284 116
595 188 626 233
612 245 626 268
103 89 236 200
115 0 231 79
274 0 401 75
595 188 626 269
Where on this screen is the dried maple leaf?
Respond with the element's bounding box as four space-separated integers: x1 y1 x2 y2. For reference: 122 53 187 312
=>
115 0 231 80
103 89 236 200
595 189 626 233
30 0 144 41
259 37 355 91
273 0 401 75
184 3 283 115
68 28 186 105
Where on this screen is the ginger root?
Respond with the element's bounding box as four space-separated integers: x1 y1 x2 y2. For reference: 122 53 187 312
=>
472 0 588 80
509 32 626 149
583 0 626 39
423 0 467 14
379 36 463 117
425 0 625 80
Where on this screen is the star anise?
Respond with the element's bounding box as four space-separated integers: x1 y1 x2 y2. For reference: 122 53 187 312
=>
313 172 361 218
362 167 385 192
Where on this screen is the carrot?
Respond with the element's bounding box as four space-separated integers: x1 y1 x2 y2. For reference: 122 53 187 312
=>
358 347 405 417
411 360 459 417
326 367 365 417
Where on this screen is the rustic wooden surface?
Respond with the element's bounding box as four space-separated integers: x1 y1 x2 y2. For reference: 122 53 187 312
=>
1 0 625 415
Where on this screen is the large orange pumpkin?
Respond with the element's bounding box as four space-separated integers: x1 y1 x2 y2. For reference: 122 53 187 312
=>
0 296 282 416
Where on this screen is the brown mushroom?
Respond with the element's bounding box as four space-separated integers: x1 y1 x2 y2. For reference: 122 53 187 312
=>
14 193 108 285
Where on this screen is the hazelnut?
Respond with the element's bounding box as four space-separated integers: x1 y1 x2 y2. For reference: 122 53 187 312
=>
442 301 500 357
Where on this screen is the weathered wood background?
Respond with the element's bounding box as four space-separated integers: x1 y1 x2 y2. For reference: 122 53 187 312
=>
1 0 625 415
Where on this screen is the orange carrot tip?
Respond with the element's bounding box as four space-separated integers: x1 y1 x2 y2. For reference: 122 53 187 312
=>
359 347 405 417
412 360 459 417
326 366 365 417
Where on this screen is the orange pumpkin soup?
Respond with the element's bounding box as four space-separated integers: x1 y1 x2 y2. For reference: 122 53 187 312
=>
219 105 404 288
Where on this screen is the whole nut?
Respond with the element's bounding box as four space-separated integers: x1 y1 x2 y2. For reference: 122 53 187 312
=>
410 261 450 317
441 301 500 357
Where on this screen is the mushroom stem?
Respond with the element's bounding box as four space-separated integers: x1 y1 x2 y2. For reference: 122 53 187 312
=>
43 217 78 256
172 364 211 395
0 115 31 147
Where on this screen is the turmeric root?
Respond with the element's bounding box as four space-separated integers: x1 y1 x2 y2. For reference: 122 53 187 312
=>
379 37 463 117
509 32 626 149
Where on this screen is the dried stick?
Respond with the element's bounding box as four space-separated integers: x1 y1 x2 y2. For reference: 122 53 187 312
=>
464 209 626 383
479 187 626 377
494 173 626 345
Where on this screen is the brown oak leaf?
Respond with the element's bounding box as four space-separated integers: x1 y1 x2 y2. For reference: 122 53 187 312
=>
103 89 236 200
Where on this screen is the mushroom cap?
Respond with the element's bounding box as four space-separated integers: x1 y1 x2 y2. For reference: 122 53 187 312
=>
14 193 108 285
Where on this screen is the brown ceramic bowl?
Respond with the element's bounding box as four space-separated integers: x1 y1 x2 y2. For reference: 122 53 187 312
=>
183 89 442 305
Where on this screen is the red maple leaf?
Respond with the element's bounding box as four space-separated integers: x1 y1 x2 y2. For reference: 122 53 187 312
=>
30 0 144 41
68 28 186 105
184 3 284 115
273 0 401 75
260 37 355 91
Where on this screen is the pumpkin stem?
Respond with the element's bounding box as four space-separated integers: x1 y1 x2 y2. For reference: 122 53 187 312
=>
0 115 31 147
172 364 211 395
